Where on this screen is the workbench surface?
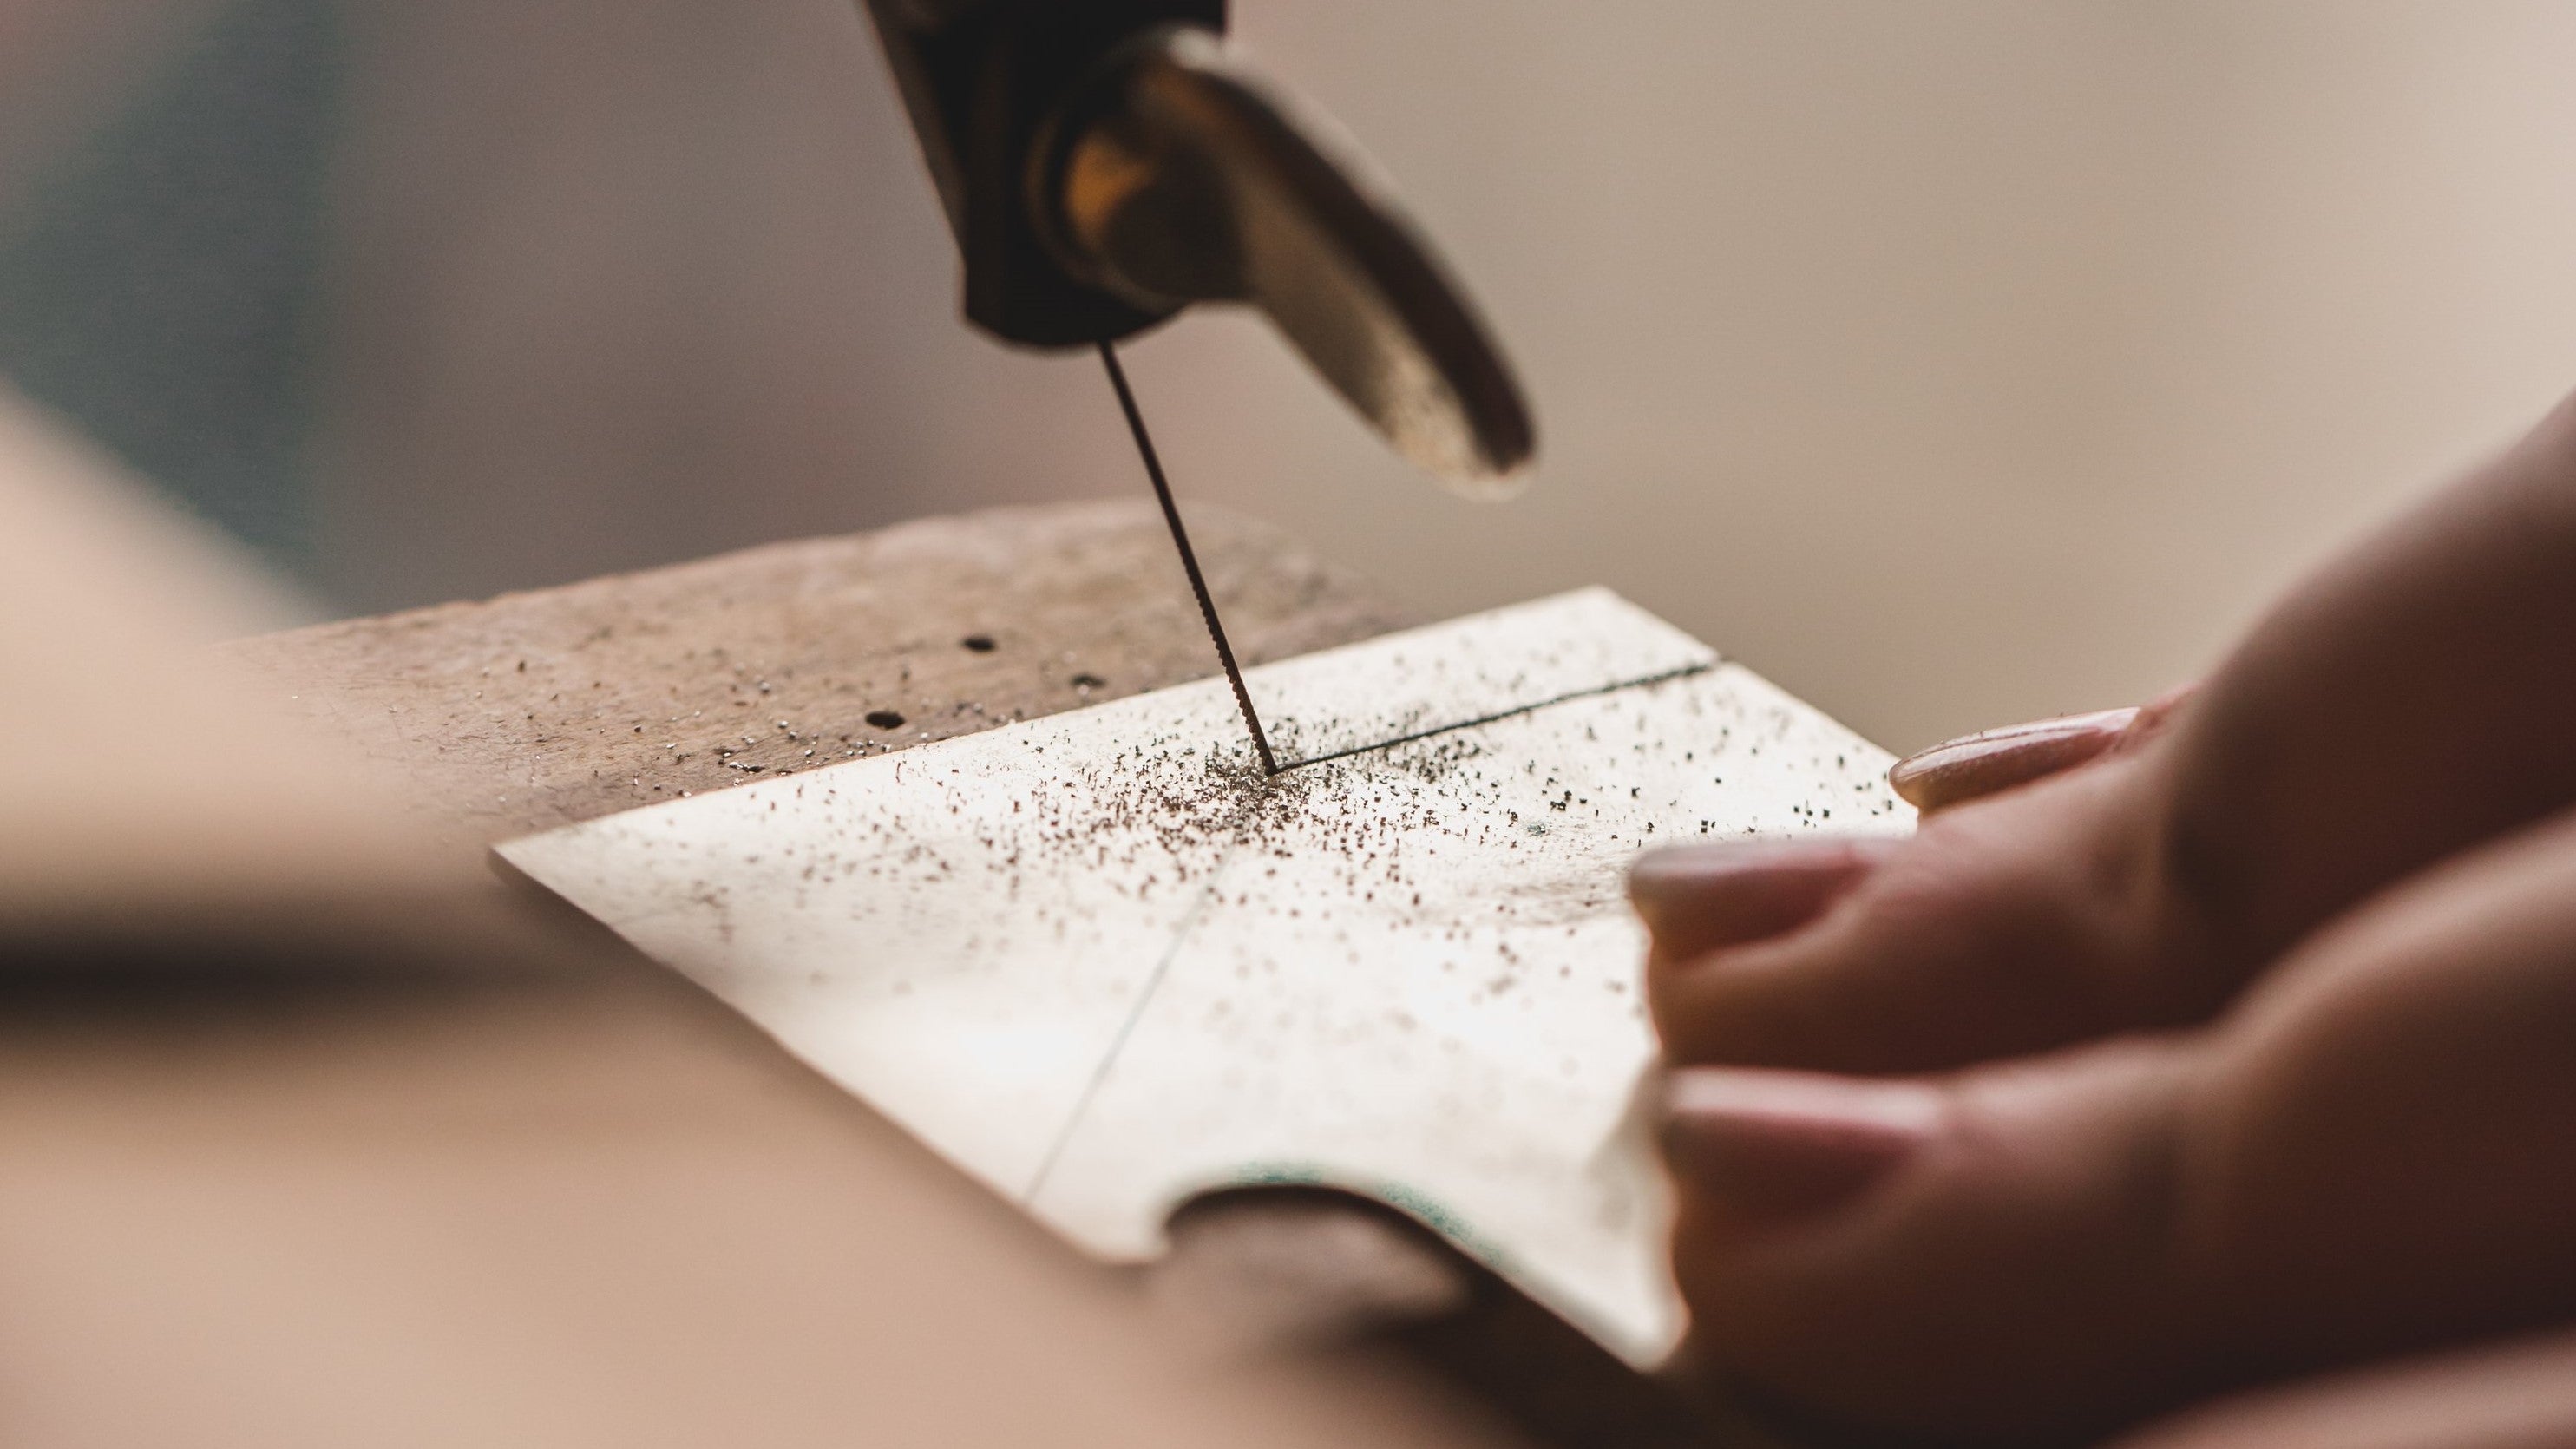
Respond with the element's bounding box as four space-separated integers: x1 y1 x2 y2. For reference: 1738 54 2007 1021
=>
202 500 1737 1448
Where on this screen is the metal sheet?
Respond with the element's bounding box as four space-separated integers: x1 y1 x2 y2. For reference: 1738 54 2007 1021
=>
499 589 1911 1364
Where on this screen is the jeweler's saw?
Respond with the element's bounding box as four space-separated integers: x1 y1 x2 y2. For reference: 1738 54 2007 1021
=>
862 1 1536 760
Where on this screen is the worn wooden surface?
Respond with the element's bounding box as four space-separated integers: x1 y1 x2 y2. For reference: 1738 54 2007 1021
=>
224 500 1413 869
216 498 1734 1448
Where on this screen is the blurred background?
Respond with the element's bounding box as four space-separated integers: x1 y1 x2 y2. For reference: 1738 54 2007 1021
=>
3 0 2574 751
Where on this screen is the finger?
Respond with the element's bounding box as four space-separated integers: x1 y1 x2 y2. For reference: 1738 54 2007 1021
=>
1628 838 1889 965
2111 1328 2576 1449
1666 1042 2199 1442
1655 755 2212 1073
2182 813 2576 1375
1664 809 2576 1443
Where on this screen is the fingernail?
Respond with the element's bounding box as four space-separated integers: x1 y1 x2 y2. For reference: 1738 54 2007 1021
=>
1888 707 2139 813
1629 840 1884 960
1662 1068 1943 1225
2118 682 2200 751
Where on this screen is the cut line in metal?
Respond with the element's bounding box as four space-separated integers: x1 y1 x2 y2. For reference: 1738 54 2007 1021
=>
1269 663 1716 775
1098 340 1280 777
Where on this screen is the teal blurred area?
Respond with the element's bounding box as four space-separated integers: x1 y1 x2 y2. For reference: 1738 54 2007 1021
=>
0 0 343 577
